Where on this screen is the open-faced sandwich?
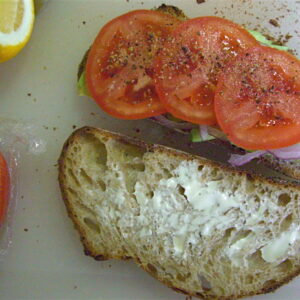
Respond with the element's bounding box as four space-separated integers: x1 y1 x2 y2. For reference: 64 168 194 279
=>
58 5 300 300
77 5 300 179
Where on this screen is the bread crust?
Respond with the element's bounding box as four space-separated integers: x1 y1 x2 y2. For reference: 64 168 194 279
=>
59 126 300 300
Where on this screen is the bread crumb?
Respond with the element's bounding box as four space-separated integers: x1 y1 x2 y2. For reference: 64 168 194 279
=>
24 228 28 232
196 0 205 3
269 19 280 27
72 125 77 129
27 93 31 97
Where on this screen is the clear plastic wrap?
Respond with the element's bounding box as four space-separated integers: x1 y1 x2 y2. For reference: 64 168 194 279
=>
0 119 46 260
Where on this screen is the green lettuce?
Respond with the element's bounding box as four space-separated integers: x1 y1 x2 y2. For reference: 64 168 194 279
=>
190 128 215 142
247 30 289 51
77 71 90 97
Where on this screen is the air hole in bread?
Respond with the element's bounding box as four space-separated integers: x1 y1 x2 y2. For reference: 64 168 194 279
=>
230 230 252 245
280 214 293 231
97 179 106 191
112 141 146 163
209 168 223 180
67 168 80 186
278 193 291 206
263 279 277 289
125 173 138 194
83 217 101 234
80 168 93 185
264 210 270 218
147 263 157 276
178 185 185 194
72 146 79 153
66 157 73 165
224 227 235 239
198 274 212 291
176 272 191 282
83 134 108 167
198 165 204 171
147 190 154 199
245 180 255 193
248 249 265 266
254 195 260 203
178 185 187 199
258 188 266 195
277 259 293 273
162 168 172 179
245 274 254 284
67 187 78 197
209 168 218 177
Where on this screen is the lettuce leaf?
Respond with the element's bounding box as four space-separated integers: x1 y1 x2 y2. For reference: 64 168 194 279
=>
248 30 289 51
190 128 215 142
77 71 91 97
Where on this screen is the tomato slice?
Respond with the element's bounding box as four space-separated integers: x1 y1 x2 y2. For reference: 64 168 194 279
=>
0 153 9 225
154 16 259 125
86 10 181 119
215 46 300 150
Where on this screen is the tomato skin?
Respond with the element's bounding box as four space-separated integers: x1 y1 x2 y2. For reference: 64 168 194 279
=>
215 46 300 150
86 10 181 119
154 16 259 125
0 153 9 225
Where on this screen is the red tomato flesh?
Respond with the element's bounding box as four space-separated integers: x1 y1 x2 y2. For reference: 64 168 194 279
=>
86 10 181 119
154 16 259 125
215 46 300 150
0 153 9 225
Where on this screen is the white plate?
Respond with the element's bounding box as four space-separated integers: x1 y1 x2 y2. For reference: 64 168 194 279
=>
0 0 299 299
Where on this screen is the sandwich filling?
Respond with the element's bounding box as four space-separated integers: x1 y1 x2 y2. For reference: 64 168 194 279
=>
77 10 300 166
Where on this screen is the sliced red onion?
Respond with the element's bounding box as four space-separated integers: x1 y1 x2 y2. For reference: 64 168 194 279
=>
228 150 267 166
150 115 197 130
151 115 300 163
268 143 300 160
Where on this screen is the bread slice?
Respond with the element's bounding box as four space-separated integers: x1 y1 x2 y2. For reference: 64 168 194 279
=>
58 126 300 300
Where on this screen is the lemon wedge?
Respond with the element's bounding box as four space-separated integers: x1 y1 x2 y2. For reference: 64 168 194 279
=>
0 0 35 63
